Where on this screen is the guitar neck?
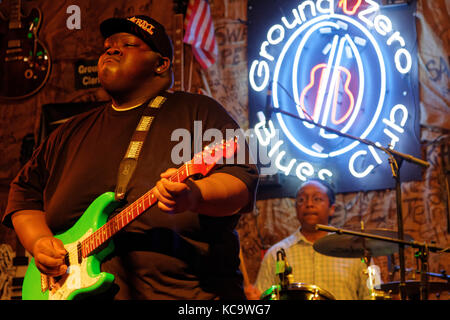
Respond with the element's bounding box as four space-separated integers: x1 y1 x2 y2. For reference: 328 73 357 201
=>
81 162 195 257
80 136 237 258
9 0 22 29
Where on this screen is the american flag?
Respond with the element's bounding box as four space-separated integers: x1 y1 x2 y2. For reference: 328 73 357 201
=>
183 0 218 69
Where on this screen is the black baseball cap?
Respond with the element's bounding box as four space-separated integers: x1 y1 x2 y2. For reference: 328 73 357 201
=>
100 15 173 62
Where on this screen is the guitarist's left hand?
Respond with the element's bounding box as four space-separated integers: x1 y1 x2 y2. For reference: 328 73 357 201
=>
154 168 202 214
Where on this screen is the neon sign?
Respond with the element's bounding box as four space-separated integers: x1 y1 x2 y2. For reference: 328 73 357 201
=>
248 0 420 193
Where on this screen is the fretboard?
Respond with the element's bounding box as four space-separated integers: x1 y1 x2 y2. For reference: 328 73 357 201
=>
81 162 196 257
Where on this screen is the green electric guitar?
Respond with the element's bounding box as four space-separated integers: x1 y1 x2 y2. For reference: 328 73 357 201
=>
22 138 238 300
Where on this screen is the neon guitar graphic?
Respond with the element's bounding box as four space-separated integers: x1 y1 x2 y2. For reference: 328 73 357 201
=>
22 138 238 300
299 35 355 139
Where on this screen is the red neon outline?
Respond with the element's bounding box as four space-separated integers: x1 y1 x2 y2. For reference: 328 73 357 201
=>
331 67 355 125
300 63 355 126
338 0 363 15
299 63 327 121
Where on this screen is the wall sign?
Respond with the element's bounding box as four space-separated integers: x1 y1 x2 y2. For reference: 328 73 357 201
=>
74 59 100 90
248 0 421 193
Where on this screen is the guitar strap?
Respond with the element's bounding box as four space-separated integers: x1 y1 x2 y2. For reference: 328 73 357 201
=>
114 95 167 201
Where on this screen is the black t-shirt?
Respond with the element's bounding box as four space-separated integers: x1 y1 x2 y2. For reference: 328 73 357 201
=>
3 91 259 299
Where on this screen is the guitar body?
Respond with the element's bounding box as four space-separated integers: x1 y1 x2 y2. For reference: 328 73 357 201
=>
0 5 51 100
22 192 119 300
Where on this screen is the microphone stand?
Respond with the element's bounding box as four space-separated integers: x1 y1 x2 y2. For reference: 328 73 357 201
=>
265 106 430 300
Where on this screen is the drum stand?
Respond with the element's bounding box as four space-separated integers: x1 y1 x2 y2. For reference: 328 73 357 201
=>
275 248 294 289
263 248 295 300
361 239 390 300
316 224 449 299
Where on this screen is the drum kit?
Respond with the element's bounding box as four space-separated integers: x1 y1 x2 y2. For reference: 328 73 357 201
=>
261 224 449 300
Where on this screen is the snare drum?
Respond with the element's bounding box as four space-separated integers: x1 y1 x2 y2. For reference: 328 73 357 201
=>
261 283 335 300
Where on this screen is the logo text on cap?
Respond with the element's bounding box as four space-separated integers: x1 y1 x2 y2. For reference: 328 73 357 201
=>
127 17 155 35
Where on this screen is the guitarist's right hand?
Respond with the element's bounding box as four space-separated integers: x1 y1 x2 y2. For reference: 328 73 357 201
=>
32 236 68 277
12 210 68 277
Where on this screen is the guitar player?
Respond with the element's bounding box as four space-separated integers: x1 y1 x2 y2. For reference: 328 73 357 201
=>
2 15 259 300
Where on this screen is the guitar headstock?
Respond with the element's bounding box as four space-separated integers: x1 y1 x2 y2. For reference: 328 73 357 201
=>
189 136 239 176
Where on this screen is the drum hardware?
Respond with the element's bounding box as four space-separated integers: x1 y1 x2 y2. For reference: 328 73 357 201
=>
261 283 335 300
388 254 426 281
311 222 394 299
380 280 450 299
260 248 336 300
424 269 449 282
365 265 393 300
364 256 388 300
261 284 281 300
312 227 414 258
258 248 294 301
358 232 390 300
387 266 450 299
315 224 449 300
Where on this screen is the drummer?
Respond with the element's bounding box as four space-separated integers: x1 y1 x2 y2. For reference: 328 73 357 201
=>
247 179 371 300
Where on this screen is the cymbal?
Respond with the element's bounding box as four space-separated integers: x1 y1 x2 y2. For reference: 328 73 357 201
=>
380 280 450 295
313 229 414 258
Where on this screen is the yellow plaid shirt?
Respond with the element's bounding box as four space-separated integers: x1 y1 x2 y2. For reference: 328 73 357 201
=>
255 229 372 300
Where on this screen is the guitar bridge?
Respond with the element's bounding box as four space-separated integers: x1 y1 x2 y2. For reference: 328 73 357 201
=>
7 40 21 49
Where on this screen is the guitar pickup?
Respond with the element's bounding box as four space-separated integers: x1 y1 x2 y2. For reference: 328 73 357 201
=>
6 48 22 54
64 252 70 266
7 40 21 49
77 242 82 264
5 55 23 62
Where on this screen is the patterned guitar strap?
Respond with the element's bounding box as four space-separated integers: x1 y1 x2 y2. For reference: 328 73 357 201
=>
114 95 167 201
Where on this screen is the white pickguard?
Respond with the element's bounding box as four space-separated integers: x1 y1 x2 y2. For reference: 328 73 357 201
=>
40 229 101 300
